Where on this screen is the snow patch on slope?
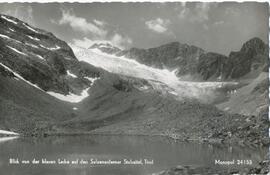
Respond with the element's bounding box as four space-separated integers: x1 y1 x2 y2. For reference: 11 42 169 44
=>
85 77 99 85
32 53 44 60
49 45 61 50
47 87 90 103
25 42 39 49
6 45 28 56
47 76 99 103
0 63 43 91
0 33 10 39
0 63 97 104
40 44 61 51
23 23 39 33
1 15 17 24
67 70 77 78
9 28 15 32
0 34 22 44
27 35 40 41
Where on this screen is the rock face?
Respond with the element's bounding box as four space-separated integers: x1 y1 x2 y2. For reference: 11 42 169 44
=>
116 42 204 77
0 14 99 95
89 38 267 81
197 52 229 80
197 38 268 80
228 37 268 79
0 14 103 134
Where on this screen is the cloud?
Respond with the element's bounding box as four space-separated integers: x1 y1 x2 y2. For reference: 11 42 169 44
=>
178 3 216 23
178 7 191 20
225 7 240 16
110 33 133 49
56 9 132 50
57 9 107 37
145 18 171 33
50 18 58 24
213 21 225 26
72 37 96 49
72 33 132 49
203 24 209 30
93 19 106 26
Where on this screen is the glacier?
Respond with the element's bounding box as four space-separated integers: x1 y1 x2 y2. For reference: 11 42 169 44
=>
73 46 238 103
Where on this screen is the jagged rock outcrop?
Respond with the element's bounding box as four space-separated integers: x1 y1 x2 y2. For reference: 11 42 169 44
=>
228 37 268 79
196 37 268 80
197 52 229 80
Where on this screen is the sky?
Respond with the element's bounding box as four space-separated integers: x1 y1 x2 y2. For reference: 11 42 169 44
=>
0 2 268 55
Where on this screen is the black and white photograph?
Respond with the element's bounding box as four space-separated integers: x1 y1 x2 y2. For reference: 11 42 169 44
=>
0 1 269 175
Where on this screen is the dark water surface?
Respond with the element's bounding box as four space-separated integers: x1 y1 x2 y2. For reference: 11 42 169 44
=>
0 135 267 175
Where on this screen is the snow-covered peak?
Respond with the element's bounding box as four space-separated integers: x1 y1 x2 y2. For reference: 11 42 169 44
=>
89 42 122 55
90 42 114 49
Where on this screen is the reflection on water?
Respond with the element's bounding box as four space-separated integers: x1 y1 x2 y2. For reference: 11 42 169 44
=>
0 135 267 175
0 136 19 143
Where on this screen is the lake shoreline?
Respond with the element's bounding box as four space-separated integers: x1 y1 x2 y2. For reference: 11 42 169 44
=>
17 130 269 149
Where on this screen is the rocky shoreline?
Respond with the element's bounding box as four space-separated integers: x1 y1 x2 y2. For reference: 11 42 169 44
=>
153 151 270 175
151 159 269 175
25 108 269 148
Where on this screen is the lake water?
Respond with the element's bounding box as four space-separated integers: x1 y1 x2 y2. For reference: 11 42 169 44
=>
0 135 267 175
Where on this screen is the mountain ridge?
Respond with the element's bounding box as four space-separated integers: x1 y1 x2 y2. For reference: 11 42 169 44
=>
0 13 100 96
90 37 268 81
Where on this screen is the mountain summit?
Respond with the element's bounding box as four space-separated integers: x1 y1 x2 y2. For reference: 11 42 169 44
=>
116 42 205 77
89 42 122 55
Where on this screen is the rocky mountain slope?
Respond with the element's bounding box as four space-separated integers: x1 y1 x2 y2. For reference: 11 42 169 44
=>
0 14 100 95
90 37 268 116
217 72 269 116
198 37 268 80
0 68 75 134
0 14 102 133
92 37 268 81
